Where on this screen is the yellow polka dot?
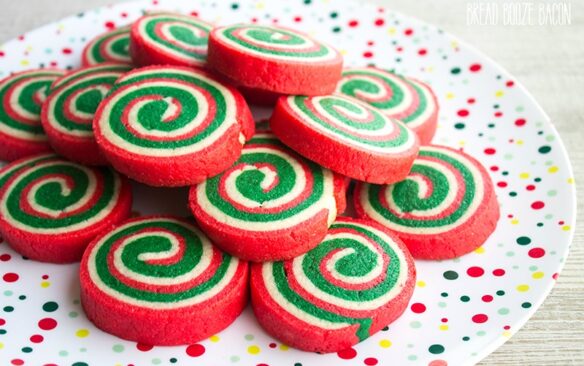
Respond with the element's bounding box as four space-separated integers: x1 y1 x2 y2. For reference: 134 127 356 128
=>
516 140 524 145
439 324 449 331
458 140 465 147
20 60 29 66
255 2 265 9
417 281 426 288
519 172 530 179
511 219 519 225
495 90 504 97
474 246 485 254
532 272 544 279
41 281 50 288
76 329 89 338
562 225 571 231
516 284 529 292
279 344 289 351
503 331 512 337
568 178 574 184
247 345 260 355
209 335 220 342
0 342 3 350
548 166 558 173
451 41 458 48
446 92 455 99
379 339 391 348
426 66 434 73
387 27 396 35
340 49 348 56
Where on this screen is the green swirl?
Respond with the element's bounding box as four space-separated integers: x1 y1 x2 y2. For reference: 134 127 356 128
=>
89 27 131 64
0 154 57 188
143 15 211 60
366 147 476 227
270 220 402 340
94 218 233 302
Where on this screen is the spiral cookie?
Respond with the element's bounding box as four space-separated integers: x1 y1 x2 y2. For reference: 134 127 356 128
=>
270 95 419 184
80 215 248 345
130 13 212 68
93 65 255 187
0 158 132 263
208 24 343 95
354 145 500 259
250 217 415 352
189 132 338 262
41 63 132 165
0 69 66 161
82 26 132 66
336 68 439 144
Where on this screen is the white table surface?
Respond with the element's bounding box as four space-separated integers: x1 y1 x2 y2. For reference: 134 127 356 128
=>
0 0 582 365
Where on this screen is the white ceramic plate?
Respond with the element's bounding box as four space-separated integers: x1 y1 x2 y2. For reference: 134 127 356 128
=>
0 0 576 365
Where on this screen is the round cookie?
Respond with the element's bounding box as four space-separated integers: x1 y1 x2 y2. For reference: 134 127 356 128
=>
0 158 132 263
130 13 212 68
250 217 416 353
354 145 500 259
93 65 255 187
80 215 248 345
336 67 439 144
82 26 132 66
208 24 343 95
189 131 338 262
0 69 66 161
41 63 132 165
270 95 420 184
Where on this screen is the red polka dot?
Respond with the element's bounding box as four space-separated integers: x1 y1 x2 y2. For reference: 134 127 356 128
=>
374 18 385 26
0 51 4 57
11 359 24 366
365 357 379 365
490 165 499 172
0 254 11 261
49 61 58 67
418 48 427 56
411 303 426 313
472 314 488 323
105 21 116 29
404 28 413 36
497 181 507 188
441 318 448 323
0 318 5 326
457 109 469 117
30 334 44 343
293 16 302 22
348 20 359 27
484 148 496 155
526 185 535 191
506 80 515 87
257 364 268 366
469 63 482 72
367 40 375 46
531 201 545 210
38 318 57 331
493 268 505 276
337 347 357 360
136 343 153 351
467 266 484 277
553 273 559 280
467 98 476 104
363 51 373 58
429 360 448 366
504 325 511 330
494 111 503 117
269 342 277 348
528 247 545 258
61 48 72 55
515 118 526 126
2 273 18 282
42 274 49 280
186 344 205 357
482 295 493 302
121 12 129 18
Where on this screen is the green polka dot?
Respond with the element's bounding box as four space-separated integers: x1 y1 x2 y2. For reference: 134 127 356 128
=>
112 344 124 353
408 355 418 361
429 344 445 354
451 67 461 75
522 302 532 308
59 350 68 357
4 290 12 296
529 265 538 271
69 311 78 318
42 301 58 312
477 330 486 336
498 307 510 315
462 336 470 341
72 363 89 366
22 346 32 353
410 321 422 329
460 295 470 302
18 295 26 300
438 302 447 308
170 358 177 363
496 290 505 296
548 190 557 197
506 251 515 257
454 122 465 129
230 356 240 362
443 270 458 280
441 292 448 297
3 306 14 312
230 3 239 9
538 145 551 154
332 26 341 33
517 236 532 245
152 359 161 365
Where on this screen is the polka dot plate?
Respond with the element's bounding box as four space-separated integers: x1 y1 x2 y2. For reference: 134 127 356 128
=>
0 0 576 365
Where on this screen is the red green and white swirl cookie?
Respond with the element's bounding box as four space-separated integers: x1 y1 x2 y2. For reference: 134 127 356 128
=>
0 158 132 263
189 131 338 262
208 24 343 95
82 26 132 66
80 215 248 345
336 68 439 144
354 145 500 259
130 13 212 68
93 65 255 187
250 217 415 352
270 95 420 184
0 69 65 161
41 63 132 165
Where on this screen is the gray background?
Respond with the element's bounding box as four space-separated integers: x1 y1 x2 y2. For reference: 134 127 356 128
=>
0 0 582 364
